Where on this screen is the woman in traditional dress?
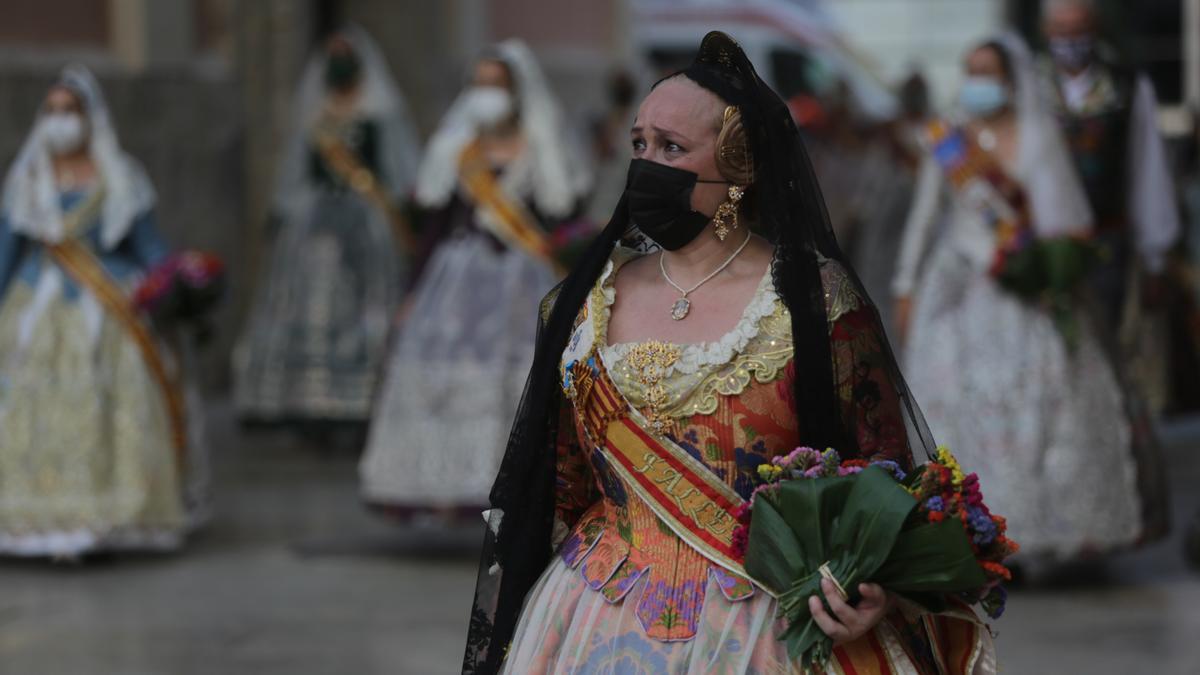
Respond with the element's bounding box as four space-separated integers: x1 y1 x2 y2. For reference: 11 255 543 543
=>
892 36 1165 564
359 40 589 516
464 33 994 674
0 66 207 557
234 26 419 431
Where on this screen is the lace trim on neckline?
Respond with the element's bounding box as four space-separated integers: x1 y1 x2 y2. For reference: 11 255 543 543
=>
593 247 778 376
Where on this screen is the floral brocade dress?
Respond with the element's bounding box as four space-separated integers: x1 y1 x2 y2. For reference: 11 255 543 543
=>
502 248 994 674
0 188 205 555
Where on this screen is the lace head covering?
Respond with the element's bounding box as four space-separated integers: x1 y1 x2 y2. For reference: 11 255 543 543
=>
273 23 421 223
414 39 589 217
983 32 1093 238
2 64 156 250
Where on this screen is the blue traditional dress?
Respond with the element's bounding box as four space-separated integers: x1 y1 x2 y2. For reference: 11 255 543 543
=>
0 187 204 555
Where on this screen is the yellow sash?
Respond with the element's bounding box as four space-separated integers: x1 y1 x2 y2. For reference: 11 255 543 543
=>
45 197 187 470
456 140 563 274
313 129 415 253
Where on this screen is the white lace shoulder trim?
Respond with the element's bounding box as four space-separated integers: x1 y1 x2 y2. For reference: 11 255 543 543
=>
596 248 777 376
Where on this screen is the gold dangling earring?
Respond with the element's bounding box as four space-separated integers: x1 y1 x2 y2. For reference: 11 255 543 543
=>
713 185 745 241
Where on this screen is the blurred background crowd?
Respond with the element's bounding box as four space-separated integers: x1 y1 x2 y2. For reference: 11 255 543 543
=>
1 0 1199 673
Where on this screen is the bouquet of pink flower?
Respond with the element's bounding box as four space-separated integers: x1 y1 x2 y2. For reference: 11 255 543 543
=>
133 251 226 327
549 219 600 271
736 446 1018 668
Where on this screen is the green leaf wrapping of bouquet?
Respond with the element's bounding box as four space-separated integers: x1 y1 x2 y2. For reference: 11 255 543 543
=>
1041 239 1097 349
874 518 987 604
741 486 809 595
742 482 836 665
1040 238 1096 294
997 238 1097 348
996 246 1045 299
997 237 1097 299
743 467 920 667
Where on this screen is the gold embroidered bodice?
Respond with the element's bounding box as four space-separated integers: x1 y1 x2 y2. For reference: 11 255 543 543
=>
594 248 794 420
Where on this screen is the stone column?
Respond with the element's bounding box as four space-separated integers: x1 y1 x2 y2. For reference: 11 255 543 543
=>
233 0 314 291
1186 0 1200 113
108 0 195 71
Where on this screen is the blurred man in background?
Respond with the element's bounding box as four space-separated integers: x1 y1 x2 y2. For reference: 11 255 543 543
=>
1040 0 1181 333
1041 0 1185 409
1039 0 1182 557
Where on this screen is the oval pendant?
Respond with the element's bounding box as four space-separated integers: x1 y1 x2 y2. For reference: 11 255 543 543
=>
671 297 691 321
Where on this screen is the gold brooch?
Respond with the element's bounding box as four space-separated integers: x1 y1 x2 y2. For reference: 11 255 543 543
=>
625 340 681 433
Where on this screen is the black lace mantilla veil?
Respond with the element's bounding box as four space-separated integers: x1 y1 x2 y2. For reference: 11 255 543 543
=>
463 31 936 674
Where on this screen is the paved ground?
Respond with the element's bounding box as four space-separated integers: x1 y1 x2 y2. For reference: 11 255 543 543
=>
1 403 1198 675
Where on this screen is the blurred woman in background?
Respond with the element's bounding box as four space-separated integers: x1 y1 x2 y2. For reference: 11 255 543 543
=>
233 26 420 441
359 40 589 520
893 35 1165 565
0 66 208 557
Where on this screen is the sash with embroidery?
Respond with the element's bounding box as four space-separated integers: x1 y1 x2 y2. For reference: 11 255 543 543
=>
924 119 1031 248
312 128 415 252
45 189 187 468
456 140 562 274
559 300 762 591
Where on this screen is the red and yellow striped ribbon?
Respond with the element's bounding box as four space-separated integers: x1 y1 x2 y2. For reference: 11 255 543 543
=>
585 366 752 583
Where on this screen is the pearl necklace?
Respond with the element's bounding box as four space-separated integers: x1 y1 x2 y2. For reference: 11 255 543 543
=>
659 232 753 321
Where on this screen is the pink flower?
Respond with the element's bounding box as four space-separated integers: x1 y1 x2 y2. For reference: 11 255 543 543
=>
749 483 777 502
732 502 753 525
731 525 749 559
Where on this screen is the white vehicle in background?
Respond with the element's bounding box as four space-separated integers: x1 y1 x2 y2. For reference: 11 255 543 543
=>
629 0 899 121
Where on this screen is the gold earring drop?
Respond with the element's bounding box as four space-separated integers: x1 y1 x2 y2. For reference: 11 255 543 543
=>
713 185 744 241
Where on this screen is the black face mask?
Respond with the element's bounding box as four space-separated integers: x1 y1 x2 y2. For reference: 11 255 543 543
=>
624 158 725 250
325 53 362 90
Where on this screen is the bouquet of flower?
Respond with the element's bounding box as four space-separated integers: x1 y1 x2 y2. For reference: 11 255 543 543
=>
737 447 1017 669
990 221 1099 348
133 251 226 328
549 219 599 271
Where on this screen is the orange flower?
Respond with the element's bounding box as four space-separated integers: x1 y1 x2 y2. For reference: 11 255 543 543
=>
997 535 1020 555
980 561 1012 582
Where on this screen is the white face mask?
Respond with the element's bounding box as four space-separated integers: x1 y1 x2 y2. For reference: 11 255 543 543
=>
40 112 87 155
463 86 514 127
